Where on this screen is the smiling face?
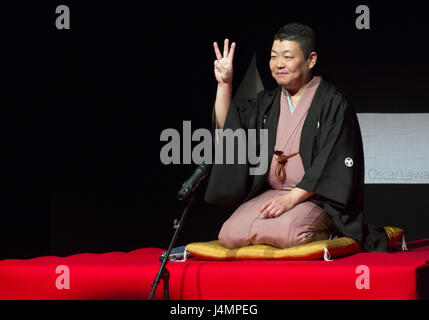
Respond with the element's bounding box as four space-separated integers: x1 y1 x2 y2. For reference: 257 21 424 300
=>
269 40 317 93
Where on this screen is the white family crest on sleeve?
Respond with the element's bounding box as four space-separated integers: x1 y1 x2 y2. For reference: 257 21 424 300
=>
344 157 354 167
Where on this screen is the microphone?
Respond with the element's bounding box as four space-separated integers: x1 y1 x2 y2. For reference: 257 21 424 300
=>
177 163 211 201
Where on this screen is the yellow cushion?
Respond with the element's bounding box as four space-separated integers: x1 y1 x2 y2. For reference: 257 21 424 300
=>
186 226 403 260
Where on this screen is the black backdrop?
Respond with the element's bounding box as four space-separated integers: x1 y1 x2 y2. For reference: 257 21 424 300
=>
9 1 429 259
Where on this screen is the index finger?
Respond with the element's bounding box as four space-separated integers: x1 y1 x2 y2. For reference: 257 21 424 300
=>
213 42 222 60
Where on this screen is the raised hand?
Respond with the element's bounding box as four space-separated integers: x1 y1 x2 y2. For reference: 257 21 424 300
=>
213 38 236 84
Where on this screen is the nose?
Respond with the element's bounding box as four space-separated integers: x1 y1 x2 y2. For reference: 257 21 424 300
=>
275 57 286 69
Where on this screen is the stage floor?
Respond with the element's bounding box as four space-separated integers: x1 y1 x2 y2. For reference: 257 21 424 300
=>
0 240 428 300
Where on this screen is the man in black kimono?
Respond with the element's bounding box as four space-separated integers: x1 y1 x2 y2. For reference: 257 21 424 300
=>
204 23 388 252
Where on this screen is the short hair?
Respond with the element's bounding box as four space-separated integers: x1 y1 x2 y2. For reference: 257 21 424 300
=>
274 23 316 58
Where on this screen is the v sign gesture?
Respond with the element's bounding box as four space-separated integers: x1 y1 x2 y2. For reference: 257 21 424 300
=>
213 39 236 84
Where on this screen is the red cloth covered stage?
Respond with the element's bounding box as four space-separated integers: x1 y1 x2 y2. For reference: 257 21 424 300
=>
1 240 428 300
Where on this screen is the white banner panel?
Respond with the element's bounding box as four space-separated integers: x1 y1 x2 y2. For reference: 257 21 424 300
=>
357 114 429 184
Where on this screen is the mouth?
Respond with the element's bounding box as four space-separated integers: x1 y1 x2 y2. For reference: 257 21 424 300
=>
275 72 289 76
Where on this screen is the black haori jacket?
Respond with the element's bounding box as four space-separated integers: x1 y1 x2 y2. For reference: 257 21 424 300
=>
204 77 388 252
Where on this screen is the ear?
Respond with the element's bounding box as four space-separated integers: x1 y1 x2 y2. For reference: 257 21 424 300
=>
307 51 317 70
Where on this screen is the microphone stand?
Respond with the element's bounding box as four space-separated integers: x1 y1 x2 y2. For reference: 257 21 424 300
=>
147 193 196 300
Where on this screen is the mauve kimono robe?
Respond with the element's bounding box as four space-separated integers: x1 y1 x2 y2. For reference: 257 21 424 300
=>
218 76 337 249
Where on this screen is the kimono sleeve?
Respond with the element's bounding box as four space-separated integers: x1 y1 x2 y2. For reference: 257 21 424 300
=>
296 98 388 252
296 100 363 207
217 96 259 131
204 96 260 207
